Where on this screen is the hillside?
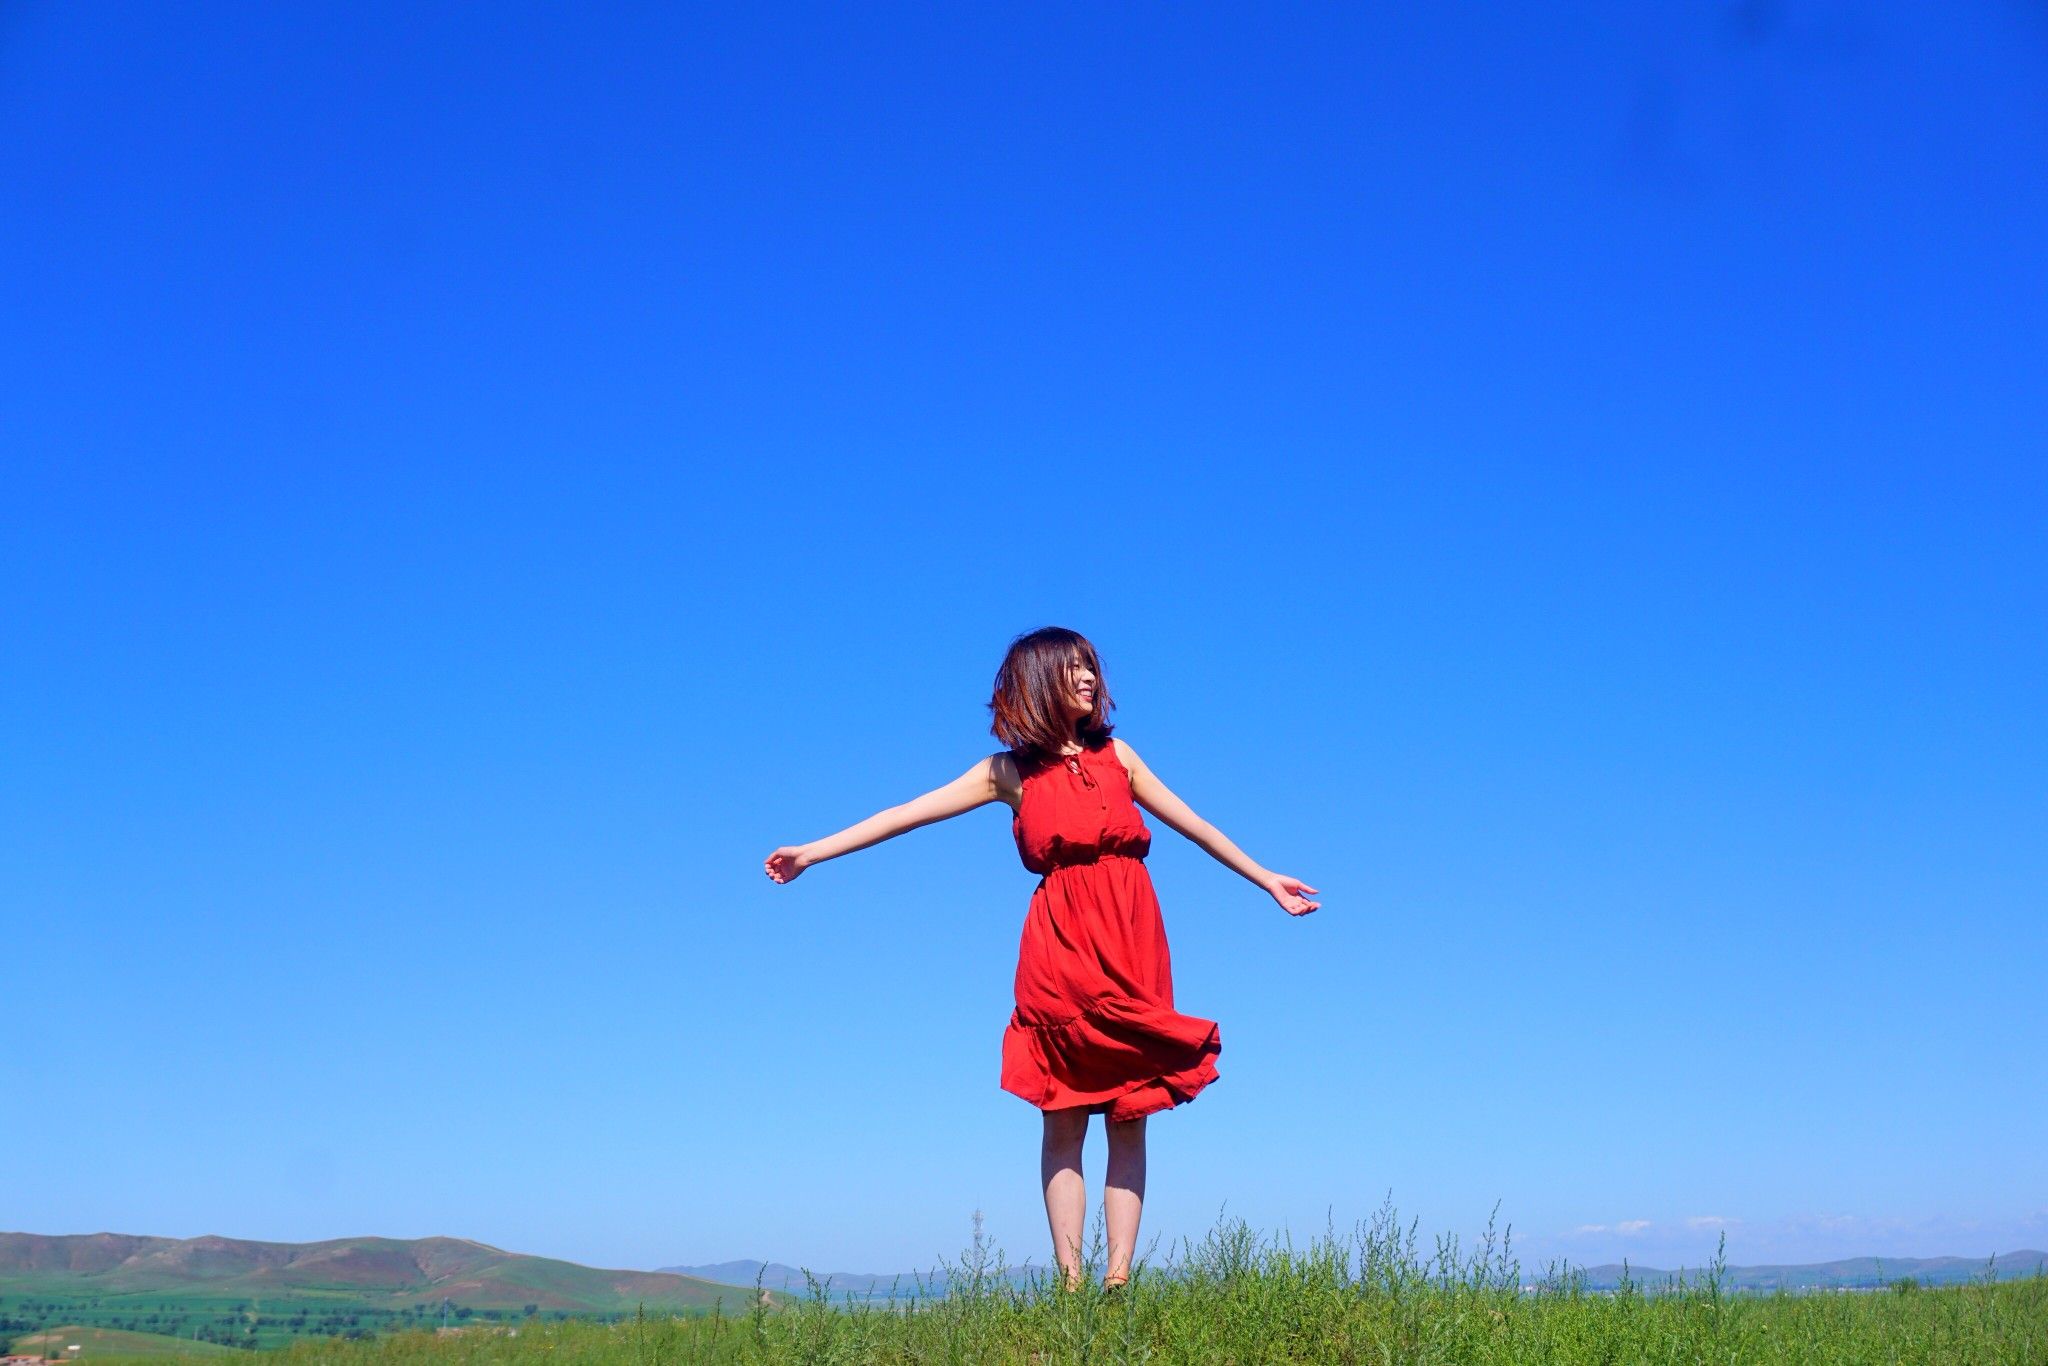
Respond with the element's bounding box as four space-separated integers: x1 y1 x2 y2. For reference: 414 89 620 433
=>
0 1232 763 1314
6 1322 239 1357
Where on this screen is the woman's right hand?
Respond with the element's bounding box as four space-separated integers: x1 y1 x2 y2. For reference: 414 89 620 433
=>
764 845 813 884
1264 872 1321 916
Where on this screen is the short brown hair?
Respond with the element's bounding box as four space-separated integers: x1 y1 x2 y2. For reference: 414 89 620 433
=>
988 626 1116 760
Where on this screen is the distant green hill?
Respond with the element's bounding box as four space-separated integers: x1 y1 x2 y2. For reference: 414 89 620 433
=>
7 1321 238 1357
0 1231 761 1314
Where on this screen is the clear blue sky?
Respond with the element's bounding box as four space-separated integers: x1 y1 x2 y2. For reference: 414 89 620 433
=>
4 2 2044 1278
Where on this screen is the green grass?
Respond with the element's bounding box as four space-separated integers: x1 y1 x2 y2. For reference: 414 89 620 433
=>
256 1201 2048 1364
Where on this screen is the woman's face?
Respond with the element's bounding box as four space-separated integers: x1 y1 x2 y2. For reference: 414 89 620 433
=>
1060 651 1097 721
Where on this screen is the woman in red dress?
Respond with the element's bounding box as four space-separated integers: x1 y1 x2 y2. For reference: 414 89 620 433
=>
763 627 1320 1293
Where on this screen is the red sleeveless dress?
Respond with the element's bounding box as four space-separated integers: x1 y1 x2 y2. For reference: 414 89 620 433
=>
999 737 1222 1120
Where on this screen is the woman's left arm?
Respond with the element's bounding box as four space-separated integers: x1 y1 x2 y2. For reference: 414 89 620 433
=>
1114 738 1320 916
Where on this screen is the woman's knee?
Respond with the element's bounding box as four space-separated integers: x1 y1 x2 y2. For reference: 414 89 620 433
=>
1042 1107 1090 1145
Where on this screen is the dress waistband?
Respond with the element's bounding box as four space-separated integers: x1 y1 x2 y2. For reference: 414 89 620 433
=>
1037 850 1143 877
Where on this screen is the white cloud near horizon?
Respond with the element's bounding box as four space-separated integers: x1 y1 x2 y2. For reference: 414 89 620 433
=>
1570 1219 1652 1236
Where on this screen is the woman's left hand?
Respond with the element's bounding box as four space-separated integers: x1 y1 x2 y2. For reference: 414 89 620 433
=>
1265 873 1320 916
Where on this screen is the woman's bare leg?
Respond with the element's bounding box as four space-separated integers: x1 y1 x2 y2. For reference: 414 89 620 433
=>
1103 1114 1147 1286
1040 1108 1090 1290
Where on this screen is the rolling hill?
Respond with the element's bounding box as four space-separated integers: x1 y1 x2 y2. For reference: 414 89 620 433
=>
6 1323 240 1357
0 1231 766 1314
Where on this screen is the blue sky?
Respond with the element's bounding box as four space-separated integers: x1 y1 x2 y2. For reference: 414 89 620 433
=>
4 1 2044 1278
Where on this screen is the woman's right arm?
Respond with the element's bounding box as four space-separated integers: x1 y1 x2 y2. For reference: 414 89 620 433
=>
764 754 1009 883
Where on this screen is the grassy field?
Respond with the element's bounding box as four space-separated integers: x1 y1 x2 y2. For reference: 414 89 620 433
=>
251 1203 2048 1365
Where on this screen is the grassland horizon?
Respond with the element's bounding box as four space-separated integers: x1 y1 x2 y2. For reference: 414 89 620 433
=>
13 1200 2041 1363
275 1200 2048 1364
